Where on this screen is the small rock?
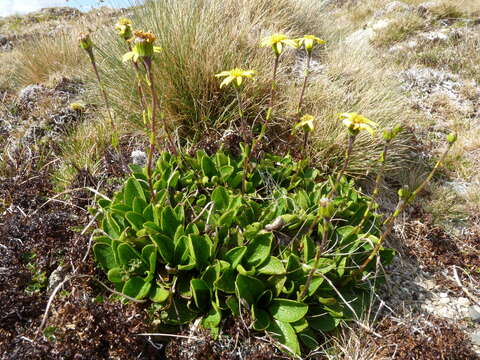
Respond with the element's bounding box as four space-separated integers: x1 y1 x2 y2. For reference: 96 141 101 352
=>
471 331 480 346
439 292 449 298
346 28 375 48
47 265 66 294
372 19 392 31
384 1 411 14
18 84 46 103
131 150 147 167
469 305 480 323
417 1 439 17
421 30 449 42
438 297 450 305
457 297 470 306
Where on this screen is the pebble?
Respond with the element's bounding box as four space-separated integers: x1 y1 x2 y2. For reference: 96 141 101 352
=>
471 331 480 346
469 305 480 323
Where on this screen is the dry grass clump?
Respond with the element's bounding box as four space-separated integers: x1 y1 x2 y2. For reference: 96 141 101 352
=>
11 32 86 87
372 14 425 47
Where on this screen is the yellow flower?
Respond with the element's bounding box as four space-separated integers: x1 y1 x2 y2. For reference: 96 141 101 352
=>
339 112 377 136
297 35 326 53
115 18 133 40
122 30 161 62
215 68 255 88
260 34 298 56
78 32 93 51
69 102 86 112
294 114 315 133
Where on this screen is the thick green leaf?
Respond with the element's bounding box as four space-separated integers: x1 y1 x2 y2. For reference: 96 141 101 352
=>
122 276 151 299
269 299 308 323
214 268 236 293
133 197 148 214
117 243 143 267
211 186 230 210
202 302 222 329
291 318 309 333
107 267 124 283
252 305 271 331
161 206 181 238
224 246 247 268
125 211 145 231
267 320 300 355
245 233 272 267
308 308 339 332
219 165 234 180
150 233 175 264
162 298 198 325
257 256 285 275
191 279 210 310
150 285 170 303
235 274 265 305
124 177 146 207
226 296 240 316
93 243 117 270
298 330 319 350
201 154 217 177
188 234 212 270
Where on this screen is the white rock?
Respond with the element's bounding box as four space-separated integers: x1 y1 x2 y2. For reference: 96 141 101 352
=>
131 150 147 167
457 297 470 306
372 19 392 31
346 28 375 48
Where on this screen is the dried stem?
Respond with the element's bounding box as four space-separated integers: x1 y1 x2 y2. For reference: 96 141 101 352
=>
87 50 116 132
347 142 454 283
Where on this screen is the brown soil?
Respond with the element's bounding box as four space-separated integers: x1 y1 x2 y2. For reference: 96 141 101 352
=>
374 316 479 360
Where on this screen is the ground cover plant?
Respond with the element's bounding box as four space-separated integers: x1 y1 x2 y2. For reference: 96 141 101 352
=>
84 17 456 357
2 1 478 358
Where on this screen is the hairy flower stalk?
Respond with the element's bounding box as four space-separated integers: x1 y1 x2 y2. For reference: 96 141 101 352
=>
125 30 176 200
353 125 402 233
115 19 148 112
215 68 255 143
296 35 325 115
215 68 256 192
300 198 332 299
293 114 315 155
79 32 117 144
346 133 457 284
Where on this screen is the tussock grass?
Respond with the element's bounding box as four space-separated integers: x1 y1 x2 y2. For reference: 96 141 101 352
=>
372 13 425 46
11 32 86 87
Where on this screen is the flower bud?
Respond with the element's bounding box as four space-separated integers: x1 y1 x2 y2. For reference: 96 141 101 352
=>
131 30 156 59
78 32 93 51
115 18 133 41
447 132 457 145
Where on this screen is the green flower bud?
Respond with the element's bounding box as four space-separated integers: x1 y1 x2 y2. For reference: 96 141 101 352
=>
447 132 457 145
78 32 93 51
131 30 156 59
115 18 133 41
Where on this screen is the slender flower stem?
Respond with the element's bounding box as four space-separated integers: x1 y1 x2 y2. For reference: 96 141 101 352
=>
297 53 311 116
335 134 355 186
300 217 329 299
234 87 247 144
128 43 148 112
302 130 309 155
354 141 389 234
87 51 116 132
346 142 454 284
241 55 280 193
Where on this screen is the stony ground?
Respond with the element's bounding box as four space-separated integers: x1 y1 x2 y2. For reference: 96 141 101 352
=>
1 1 480 359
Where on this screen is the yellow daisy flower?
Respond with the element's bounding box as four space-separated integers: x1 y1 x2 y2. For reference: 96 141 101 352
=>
260 34 298 56
339 112 377 136
215 68 256 88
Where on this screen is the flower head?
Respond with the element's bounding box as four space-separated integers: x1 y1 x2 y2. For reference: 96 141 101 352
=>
78 32 93 51
297 35 326 53
123 30 161 62
260 33 298 56
339 112 377 136
294 114 315 133
215 68 255 88
69 102 86 112
115 18 133 41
